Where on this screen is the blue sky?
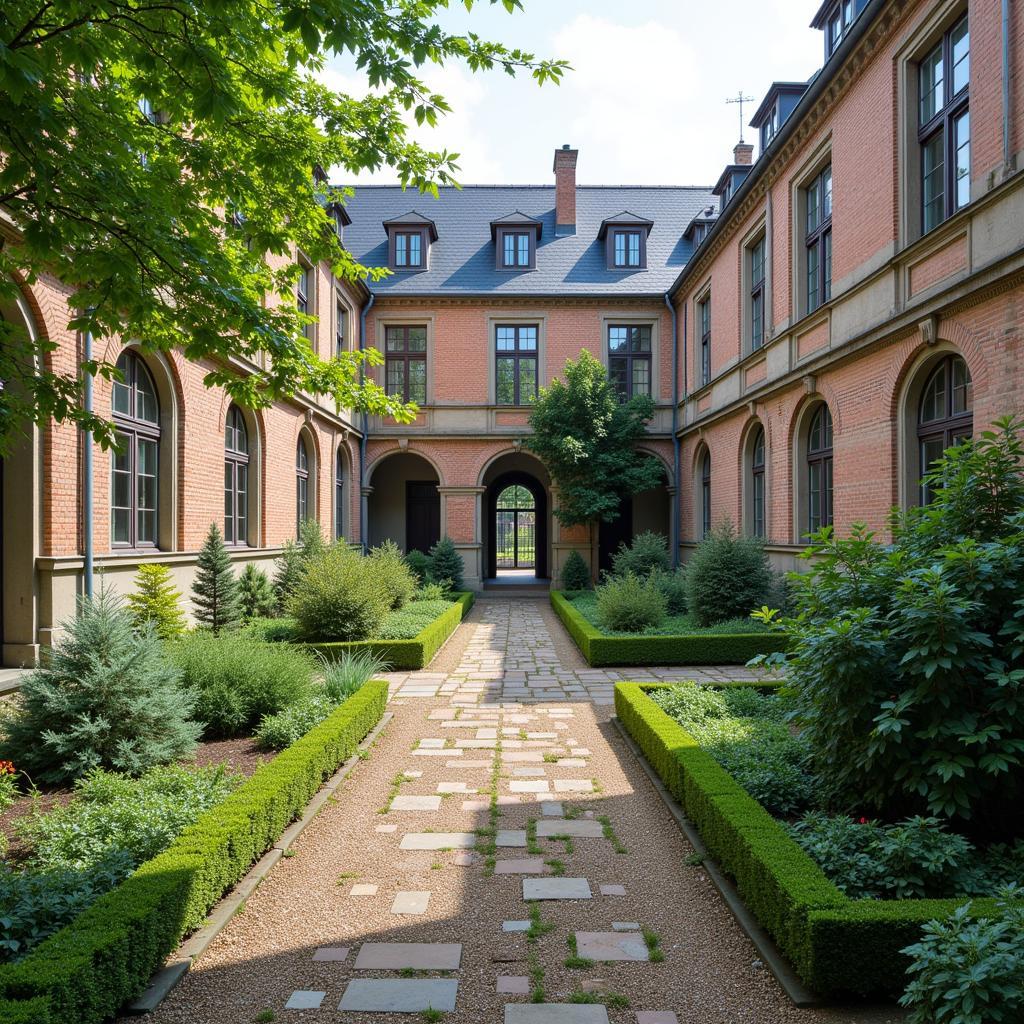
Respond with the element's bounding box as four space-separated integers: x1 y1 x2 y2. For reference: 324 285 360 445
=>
322 0 825 187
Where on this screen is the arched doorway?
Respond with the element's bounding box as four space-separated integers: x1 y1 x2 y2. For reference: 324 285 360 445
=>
598 457 671 573
367 451 441 554
495 484 536 571
482 456 549 581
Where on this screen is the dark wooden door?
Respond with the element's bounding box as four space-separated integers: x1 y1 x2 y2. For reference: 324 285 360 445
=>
598 493 633 574
406 480 440 554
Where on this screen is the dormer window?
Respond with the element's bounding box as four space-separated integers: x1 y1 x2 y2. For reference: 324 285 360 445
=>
491 212 542 271
760 105 779 149
827 0 854 55
383 212 438 272
503 232 531 268
395 231 422 268
598 213 652 271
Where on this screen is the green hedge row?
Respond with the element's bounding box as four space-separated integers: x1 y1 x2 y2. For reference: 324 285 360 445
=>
306 592 475 670
551 591 787 666
614 682 1004 998
0 680 389 1024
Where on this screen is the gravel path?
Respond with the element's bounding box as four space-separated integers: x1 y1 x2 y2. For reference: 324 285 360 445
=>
134 598 903 1024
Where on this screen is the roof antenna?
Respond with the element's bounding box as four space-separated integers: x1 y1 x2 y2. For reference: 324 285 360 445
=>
725 90 755 143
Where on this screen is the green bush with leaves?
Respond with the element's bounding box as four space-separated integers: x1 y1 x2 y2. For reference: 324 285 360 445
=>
191 523 240 633
610 530 670 578
369 539 416 610
899 887 1024 1023
375 599 452 640
595 572 666 633
125 564 186 640
404 549 430 585
272 520 328 609
0 589 200 784
169 632 314 737
237 564 276 621
427 535 464 591
652 568 687 615
560 550 591 591
755 418 1024 834
683 521 772 627
287 545 390 642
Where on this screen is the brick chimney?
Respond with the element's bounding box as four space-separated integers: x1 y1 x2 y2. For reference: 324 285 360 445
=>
553 144 578 234
733 142 754 165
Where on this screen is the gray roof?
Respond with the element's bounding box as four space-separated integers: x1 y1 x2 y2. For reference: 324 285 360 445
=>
338 184 715 296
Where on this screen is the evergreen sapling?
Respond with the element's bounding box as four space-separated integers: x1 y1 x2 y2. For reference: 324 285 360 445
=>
126 563 187 640
192 522 240 633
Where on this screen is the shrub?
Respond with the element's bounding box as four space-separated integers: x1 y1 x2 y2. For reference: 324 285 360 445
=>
369 539 416 610
191 522 240 633
242 617 299 643
169 632 314 737
652 568 687 615
237 564 276 621
287 545 390 642
125 564 186 640
0 589 200 783
757 418 1024 834
899 887 1024 1023
560 550 591 591
271 520 327 609
375 599 452 640
684 521 772 626
595 572 666 633
427 535 464 591
322 650 388 702
414 582 447 602
405 549 430 585
610 530 670 578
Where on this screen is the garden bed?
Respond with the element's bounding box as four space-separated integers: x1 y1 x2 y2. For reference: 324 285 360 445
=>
0 680 388 1024
614 682 1015 998
552 591 787 666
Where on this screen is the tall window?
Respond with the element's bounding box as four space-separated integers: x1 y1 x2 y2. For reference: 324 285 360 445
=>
296 436 309 530
699 296 711 386
394 231 423 268
920 16 970 233
296 265 309 317
335 299 346 358
700 450 712 538
224 406 248 545
806 165 832 313
751 426 766 538
826 0 854 57
608 325 652 401
496 325 538 406
502 232 531 268
613 230 642 268
334 446 345 540
750 236 766 349
111 350 159 548
385 325 427 404
807 404 834 532
917 355 973 503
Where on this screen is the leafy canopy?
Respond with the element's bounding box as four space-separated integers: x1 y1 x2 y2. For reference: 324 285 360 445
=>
526 350 662 527
0 1 567 451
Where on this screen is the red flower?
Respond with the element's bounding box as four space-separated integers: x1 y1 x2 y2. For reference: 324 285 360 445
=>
0 761 14 775
858 816 868 824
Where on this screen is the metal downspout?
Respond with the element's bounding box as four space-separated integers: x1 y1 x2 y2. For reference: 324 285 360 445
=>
665 293 681 569
358 292 375 553
83 329 94 600
1004 0 1012 169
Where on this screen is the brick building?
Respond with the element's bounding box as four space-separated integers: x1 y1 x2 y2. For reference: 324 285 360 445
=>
2 0 1022 666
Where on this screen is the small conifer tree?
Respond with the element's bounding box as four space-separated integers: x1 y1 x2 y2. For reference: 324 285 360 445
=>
192 522 240 633
427 535 464 591
272 519 326 608
238 563 277 621
560 550 591 591
126 563 187 640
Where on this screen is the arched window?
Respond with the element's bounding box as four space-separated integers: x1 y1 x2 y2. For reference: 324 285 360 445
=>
495 485 536 570
111 350 159 547
296 436 310 530
700 450 711 538
807 404 834 532
224 406 248 545
751 426 766 538
334 446 345 541
917 355 973 504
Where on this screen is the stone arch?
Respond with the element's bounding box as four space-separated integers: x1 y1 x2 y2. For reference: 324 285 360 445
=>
789 393 835 544
369 444 447 489
481 450 551 581
367 449 441 554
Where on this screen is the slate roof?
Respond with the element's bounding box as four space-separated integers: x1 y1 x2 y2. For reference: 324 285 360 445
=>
337 184 715 297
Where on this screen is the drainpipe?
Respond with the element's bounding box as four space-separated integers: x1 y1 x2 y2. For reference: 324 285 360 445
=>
82 328 94 600
358 291 375 553
1003 0 1012 169
665 293 680 569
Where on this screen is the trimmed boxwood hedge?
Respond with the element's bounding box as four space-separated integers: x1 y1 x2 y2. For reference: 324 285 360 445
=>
306 592 474 670
552 591 787 666
614 682 1008 998
0 680 388 1024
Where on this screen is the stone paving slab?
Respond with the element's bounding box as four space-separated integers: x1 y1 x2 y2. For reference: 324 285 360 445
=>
502 920 530 932
504 1005 609 1023
354 942 462 970
339 979 458 1012
509 780 548 793
522 877 592 900
495 858 547 874
575 931 649 961
390 795 442 812
497 976 531 994
635 1013 679 1024
612 922 640 931
554 779 594 793
539 800 564 816
600 884 627 896
536 819 604 839
285 990 325 1009
350 883 378 896
391 890 430 915
496 829 528 847
312 947 349 961
399 832 476 850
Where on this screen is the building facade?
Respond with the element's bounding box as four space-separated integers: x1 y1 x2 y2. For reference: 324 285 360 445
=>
1 0 1022 666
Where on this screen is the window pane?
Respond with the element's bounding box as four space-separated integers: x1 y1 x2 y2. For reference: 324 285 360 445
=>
386 358 405 396
496 326 515 352
920 363 947 423
951 18 969 95
628 232 640 266
518 358 537 404
112 376 132 417
752 293 763 348
407 326 427 352
496 357 516 404
823 457 834 526
753 473 765 538
609 356 628 400
807 240 819 312
237 464 247 541
519 326 537 351
631 358 651 396
385 326 404 351
137 438 158 543
952 357 972 414
517 233 530 266
614 232 626 266
751 238 765 284
954 110 970 210
806 179 820 233
224 463 234 543
395 234 407 265
408 358 427 404
634 326 651 352
809 462 821 531
608 326 628 353
920 436 945 503
822 166 833 219
135 364 158 424
503 233 515 266
409 233 421 265
919 42 944 124
823 229 833 302
922 131 945 230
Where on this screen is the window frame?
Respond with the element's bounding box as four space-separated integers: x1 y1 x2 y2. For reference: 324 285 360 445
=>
110 350 160 550
698 294 712 387
609 228 645 270
607 324 653 402
825 0 855 57
916 354 973 503
497 229 535 270
384 324 428 405
918 15 970 234
334 445 346 541
749 234 767 350
805 164 833 314
751 426 766 538
700 450 712 538
334 296 348 358
392 229 425 269
224 405 249 547
806 404 834 532
494 323 539 407
296 436 310 531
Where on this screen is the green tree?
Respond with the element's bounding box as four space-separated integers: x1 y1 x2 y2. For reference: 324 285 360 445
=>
192 523 240 633
428 536 464 591
526 350 663 568
0 2 566 452
126 563 187 640
237 563 277 621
